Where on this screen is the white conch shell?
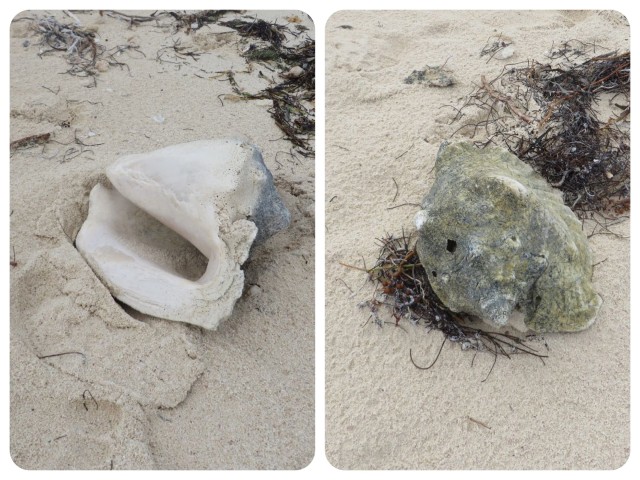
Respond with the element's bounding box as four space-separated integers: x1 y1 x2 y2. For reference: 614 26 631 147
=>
76 139 290 329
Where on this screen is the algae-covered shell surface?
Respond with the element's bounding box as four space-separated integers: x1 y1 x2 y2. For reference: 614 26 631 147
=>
414 142 602 333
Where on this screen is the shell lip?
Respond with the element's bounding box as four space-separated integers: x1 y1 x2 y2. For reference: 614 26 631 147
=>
76 139 289 329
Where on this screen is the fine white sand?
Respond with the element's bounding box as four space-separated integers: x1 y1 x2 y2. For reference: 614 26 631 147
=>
325 10 629 469
10 10 314 469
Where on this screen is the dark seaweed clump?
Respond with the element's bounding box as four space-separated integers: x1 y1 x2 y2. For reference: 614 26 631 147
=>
450 41 629 217
361 232 547 380
218 17 315 156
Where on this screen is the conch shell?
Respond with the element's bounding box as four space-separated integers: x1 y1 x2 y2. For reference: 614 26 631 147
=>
76 139 290 329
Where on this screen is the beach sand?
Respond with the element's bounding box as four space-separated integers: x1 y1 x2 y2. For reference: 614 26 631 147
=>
325 10 629 469
10 10 314 469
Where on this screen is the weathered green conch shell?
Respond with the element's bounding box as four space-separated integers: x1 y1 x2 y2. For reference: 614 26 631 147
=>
414 142 601 333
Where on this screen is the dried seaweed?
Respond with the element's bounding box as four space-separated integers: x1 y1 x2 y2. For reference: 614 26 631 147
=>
100 10 171 26
156 38 202 64
480 34 512 63
220 18 289 47
32 16 102 76
28 15 143 81
169 10 239 32
449 43 629 217
170 12 315 155
221 30 315 155
25 11 315 156
219 16 314 154
244 45 281 62
259 40 315 154
361 232 547 378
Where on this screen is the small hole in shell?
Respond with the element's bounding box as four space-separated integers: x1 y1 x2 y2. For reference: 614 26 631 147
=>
446 239 457 253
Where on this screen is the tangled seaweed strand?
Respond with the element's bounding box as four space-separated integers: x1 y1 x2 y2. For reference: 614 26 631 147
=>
364 232 547 379
451 42 629 217
169 10 239 32
174 13 315 155
30 15 145 82
33 16 103 75
261 41 315 154
226 28 315 156
220 18 289 47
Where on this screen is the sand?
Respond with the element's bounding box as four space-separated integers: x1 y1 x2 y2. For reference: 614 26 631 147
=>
325 10 629 469
9 10 314 469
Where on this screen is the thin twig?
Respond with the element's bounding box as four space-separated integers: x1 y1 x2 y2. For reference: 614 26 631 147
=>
468 416 492 429
37 351 86 362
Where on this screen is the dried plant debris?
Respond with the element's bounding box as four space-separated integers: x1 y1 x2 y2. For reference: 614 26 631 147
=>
10 132 52 152
31 16 102 75
156 38 202 64
244 45 281 62
220 18 289 47
169 12 315 155
100 10 173 26
221 22 315 155
168 10 240 32
480 34 514 62
21 11 315 156
449 41 629 217
404 64 455 87
361 232 547 379
102 10 243 32
28 15 144 81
